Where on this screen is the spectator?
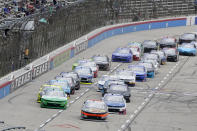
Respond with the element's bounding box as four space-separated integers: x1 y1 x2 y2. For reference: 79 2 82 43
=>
53 0 57 5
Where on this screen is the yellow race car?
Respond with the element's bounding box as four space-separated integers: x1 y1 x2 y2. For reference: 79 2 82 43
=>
37 84 63 103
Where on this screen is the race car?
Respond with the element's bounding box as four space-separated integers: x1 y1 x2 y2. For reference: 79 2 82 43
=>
74 66 93 83
72 59 92 70
60 71 80 90
55 76 76 94
163 48 179 62
37 84 63 103
103 94 126 114
79 61 99 78
128 41 144 54
81 99 108 120
158 37 177 49
112 47 133 63
138 62 155 78
178 43 196 56
128 65 147 81
179 33 197 44
105 84 131 102
97 75 110 91
142 59 159 74
48 79 71 96
115 69 136 86
40 90 68 109
130 47 141 61
143 53 161 65
92 55 111 71
151 50 167 65
142 40 158 53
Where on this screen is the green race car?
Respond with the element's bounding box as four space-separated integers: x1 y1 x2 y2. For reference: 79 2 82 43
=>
40 90 68 109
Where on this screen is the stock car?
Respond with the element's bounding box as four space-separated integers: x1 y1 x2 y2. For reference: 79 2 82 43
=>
37 84 63 103
81 99 108 120
74 66 93 83
97 75 110 91
158 37 177 49
142 59 159 74
128 41 144 54
143 53 161 64
178 43 196 56
40 90 68 109
115 69 136 86
55 76 76 94
179 33 197 44
142 40 158 53
92 55 111 71
163 48 179 62
128 65 147 81
138 62 155 78
103 94 126 114
60 72 80 90
105 84 131 102
48 79 71 96
72 59 92 70
112 47 133 63
130 47 141 61
102 79 125 96
79 61 99 78
151 50 167 65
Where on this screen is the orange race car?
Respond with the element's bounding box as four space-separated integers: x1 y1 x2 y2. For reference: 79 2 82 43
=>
81 99 108 120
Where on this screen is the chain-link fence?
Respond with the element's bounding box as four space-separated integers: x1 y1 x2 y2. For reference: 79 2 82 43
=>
0 0 195 77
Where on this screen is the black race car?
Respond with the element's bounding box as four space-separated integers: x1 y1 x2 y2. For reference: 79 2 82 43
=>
179 33 197 44
158 37 177 49
142 40 158 53
105 84 131 103
163 48 179 62
92 55 111 71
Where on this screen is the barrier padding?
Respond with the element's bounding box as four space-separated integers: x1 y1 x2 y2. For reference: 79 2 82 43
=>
0 82 11 99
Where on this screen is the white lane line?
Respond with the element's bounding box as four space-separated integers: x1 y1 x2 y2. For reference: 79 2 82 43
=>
148 94 153 98
81 92 85 96
141 102 146 106
126 120 130 123
134 110 138 114
67 104 69 107
130 114 134 119
164 77 167 80
145 98 149 102
121 125 126 129
138 106 142 110
161 80 164 83
40 124 45 128
85 89 89 92
169 71 172 74
158 83 161 86
166 74 169 77
155 86 159 90
75 96 80 100
46 118 51 123
52 114 58 118
59 110 63 113
70 101 74 104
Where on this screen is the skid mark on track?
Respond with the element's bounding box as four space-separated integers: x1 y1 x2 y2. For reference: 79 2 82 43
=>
51 123 80 129
8 93 24 104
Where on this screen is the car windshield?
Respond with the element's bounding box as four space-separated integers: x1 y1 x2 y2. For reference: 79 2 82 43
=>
180 33 195 40
138 63 152 68
93 56 107 62
100 75 109 81
181 44 194 48
75 68 91 74
130 47 138 52
63 73 78 79
45 91 65 97
105 95 123 102
160 38 176 45
85 101 105 109
117 49 130 54
107 80 124 85
80 62 96 67
117 70 133 76
43 87 61 92
143 41 156 47
129 66 144 72
163 49 176 55
109 85 127 92
144 54 158 59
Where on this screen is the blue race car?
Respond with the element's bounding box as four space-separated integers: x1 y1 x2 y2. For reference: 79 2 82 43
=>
74 66 93 83
178 43 196 56
112 48 133 63
103 93 126 114
138 62 155 78
128 65 147 81
48 79 71 95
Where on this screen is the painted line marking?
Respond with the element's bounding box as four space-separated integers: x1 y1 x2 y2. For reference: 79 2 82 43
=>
134 110 138 114
141 102 146 106
145 98 149 102
70 101 74 104
75 96 80 100
40 124 45 128
169 71 172 74
138 106 142 110
155 86 159 90
85 89 89 92
46 118 51 123
166 74 169 77
126 120 130 123
164 77 167 80
148 94 153 98
81 92 85 96
130 115 134 119
161 80 164 83
59 110 63 113
121 125 126 129
158 83 161 86
52 114 57 118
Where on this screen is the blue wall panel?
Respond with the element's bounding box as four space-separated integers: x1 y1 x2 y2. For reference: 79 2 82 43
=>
113 28 122 35
136 24 149 31
0 84 11 99
123 26 135 33
195 17 197 25
0 88 4 99
151 22 166 29
70 48 74 58
168 20 186 27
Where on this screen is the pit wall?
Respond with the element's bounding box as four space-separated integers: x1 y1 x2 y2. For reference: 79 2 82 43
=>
1 16 195 99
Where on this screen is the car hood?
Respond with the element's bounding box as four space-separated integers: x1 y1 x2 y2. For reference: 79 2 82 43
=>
133 71 146 75
118 75 135 80
178 47 195 52
105 101 125 107
112 53 131 57
78 74 92 78
98 81 105 85
42 96 67 101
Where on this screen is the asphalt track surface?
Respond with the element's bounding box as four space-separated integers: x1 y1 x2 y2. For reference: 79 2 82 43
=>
0 26 197 131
